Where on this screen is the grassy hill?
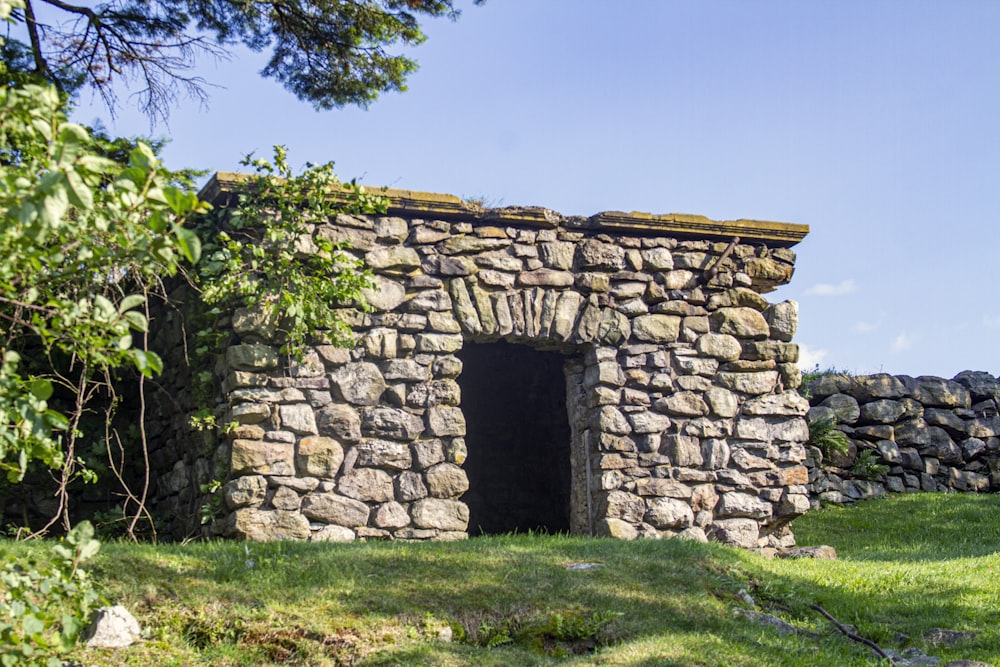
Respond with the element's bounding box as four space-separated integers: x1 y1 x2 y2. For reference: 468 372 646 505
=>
5 493 1000 666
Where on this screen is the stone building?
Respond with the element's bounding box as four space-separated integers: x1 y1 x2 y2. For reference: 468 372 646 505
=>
149 174 811 549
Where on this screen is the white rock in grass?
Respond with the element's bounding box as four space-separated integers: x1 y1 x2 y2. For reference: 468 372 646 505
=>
86 605 141 648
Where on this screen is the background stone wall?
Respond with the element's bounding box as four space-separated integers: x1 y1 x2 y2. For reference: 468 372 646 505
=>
804 371 1000 505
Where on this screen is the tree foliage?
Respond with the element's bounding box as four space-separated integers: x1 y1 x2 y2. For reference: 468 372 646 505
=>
4 0 483 121
0 0 207 493
195 146 386 354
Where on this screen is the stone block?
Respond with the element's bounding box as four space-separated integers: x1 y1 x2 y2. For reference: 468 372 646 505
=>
271 486 301 511
628 410 671 434
362 276 407 312
597 308 630 345
764 300 798 342
316 404 361 442
709 518 760 549
411 498 469 531
296 436 345 478
695 333 742 361
657 392 710 417
396 471 428 502
231 440 295 476
227 344 279 371
702 438 731 469
717 492 772 519
338 468 394 502
229 402 271 425
331 363 386 406
223 475 267 509
858 399 906 424
426 463 470 498
426 407 467 437
661 433 704 467
596 518 638 540
717 371 778 395
311 525 357 542
710 308 769 339
354 440 412 470
227 508 311 541
361 407 424 440
601 490 646 523
301 492 370 527
914 376 971 409
742 391 810 416
412 439 446 469
365 246 421 271
576 239 625 270
279 404 318 435
374 501 411 529
633 478 692 498
645 498 694 529
819 394 861 424
631 314 681 343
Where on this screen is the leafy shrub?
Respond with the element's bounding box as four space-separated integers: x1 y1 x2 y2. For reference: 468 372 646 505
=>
807 416 850 460
851 449 890 481
0 521 102 666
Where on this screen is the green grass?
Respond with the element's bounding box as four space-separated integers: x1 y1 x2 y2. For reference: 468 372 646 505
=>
4 493 1000 666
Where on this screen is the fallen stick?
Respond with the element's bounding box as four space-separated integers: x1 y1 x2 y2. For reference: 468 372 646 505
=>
810 604 892 661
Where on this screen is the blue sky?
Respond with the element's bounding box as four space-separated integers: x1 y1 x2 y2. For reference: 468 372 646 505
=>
72 1 1000 379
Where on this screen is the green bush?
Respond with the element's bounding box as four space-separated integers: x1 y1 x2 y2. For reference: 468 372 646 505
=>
851 449 890 481
0 522 102 666
807 416 850 460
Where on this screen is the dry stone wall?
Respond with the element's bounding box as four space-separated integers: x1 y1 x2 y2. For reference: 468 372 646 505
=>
804 371 1000 504
153 177 812 548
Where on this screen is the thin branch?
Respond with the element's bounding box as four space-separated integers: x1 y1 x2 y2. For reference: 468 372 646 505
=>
810 604 892 661
21 0 60 86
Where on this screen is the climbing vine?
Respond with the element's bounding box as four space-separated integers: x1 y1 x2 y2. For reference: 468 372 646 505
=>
193 146 387 354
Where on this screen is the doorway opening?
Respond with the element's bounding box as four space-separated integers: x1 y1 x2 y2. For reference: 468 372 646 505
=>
457 341 573 535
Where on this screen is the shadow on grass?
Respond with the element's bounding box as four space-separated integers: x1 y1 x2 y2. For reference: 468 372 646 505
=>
80 494 1000 666
95 536 884 666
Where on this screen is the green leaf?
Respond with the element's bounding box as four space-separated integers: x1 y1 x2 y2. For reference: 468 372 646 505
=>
132 349 164 377
44 410 69 430
65 168 93 209
118 294 146 313
28 378 53 400
175 226 202 264
122 311 148 332
145 349 164 375
21 614 44 636
93 295 116 320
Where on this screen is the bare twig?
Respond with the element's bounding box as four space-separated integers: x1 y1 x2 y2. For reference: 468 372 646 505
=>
810 604 892 661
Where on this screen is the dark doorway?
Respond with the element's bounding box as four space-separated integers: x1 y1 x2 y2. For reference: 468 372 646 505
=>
457 341 572 535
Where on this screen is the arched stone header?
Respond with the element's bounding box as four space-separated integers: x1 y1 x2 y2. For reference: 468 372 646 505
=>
149 176 812 549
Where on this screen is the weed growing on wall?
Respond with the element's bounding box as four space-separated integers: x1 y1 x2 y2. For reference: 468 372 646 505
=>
850 449 890 481
806 416 850 460
193 146 388 355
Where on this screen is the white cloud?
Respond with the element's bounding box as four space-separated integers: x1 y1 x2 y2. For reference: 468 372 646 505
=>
890 332 914 353
984 315 1000 329
805 279 857 297
797 343 829 370
851 320 880 333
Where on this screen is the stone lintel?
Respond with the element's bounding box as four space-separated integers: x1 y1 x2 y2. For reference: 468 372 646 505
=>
200 172 809 248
